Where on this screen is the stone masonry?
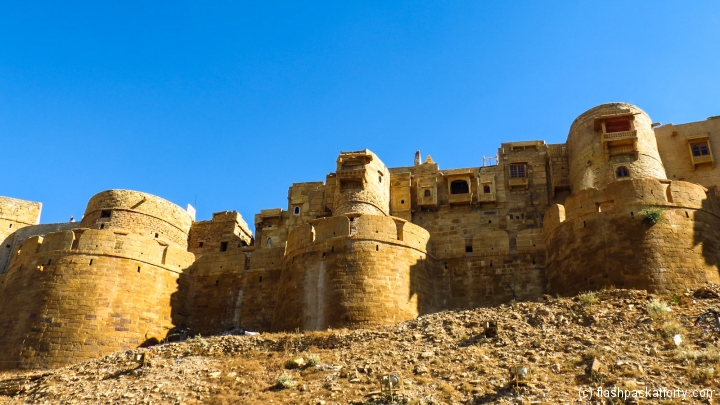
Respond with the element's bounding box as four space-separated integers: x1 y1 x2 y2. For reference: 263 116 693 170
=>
1 102 719 369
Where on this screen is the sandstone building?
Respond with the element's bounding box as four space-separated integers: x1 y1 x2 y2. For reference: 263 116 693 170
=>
1 102 719 369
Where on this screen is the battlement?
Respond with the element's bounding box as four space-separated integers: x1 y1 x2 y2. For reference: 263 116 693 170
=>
285 214 430 258
10 228 195 273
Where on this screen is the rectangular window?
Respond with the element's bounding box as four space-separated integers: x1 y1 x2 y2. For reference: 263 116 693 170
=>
219 242 228 252
100 210 111 218
605 119 631 133
510 164 526 178
691 142 710 157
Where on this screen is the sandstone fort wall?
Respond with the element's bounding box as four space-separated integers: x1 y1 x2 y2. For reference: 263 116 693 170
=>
0 196 42 274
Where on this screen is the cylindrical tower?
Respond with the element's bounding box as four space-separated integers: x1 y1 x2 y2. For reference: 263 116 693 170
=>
81 190 193 248
567 103 666 192
332 150 390 216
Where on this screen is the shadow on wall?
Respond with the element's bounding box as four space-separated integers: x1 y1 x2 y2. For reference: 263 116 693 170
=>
695 192 720 276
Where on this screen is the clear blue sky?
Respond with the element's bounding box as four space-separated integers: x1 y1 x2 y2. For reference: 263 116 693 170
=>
2 1 719 228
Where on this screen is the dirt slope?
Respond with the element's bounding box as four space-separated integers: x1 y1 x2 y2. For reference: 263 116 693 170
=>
1 287 719 405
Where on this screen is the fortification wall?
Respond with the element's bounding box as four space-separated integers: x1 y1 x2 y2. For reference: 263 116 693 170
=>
0 196 42 274
81 190 192 249
188 211 252 258
241 247 285 331
567 103 667 192
333 150 391 216
1 222 77 274
544 179 720 296
272 214 432 331
0 228 194 369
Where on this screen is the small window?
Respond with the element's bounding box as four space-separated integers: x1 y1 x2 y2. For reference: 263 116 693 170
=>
100 210 111 218
465 246 473 253
220 242 228 252
154 233 159 238
450 180 469 194
198 242 204 248
266 238 272 247
616 166 630 178
8 224 12 229
424 189 431 198
605 119 631 133
510 164 526 178
691 142 710 157
293 206 301 215
483 185 491 194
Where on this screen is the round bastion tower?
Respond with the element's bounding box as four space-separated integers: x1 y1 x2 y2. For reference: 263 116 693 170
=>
567 103 667 191
0 190 195 370
544 103 720 296
332 149 391 216
272 150 432 331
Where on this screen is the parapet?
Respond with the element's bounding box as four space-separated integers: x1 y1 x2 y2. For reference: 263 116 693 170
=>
80 190 193 249
13 228 195 273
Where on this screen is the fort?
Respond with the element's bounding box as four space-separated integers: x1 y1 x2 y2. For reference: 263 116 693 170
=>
1 102 719 369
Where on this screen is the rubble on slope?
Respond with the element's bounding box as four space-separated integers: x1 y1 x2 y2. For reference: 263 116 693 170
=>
1 286 719 405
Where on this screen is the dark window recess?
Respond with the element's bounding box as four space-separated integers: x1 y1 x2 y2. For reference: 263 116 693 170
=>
215 280 219 286
89 259 93 265
616 166 630 178
424 189 431 197
220 242 228 252
293 206 301 215
510 164 526 178
483 185 491 193
5 245 9 248
241 241 248 247
100 210 111 218
401 199 405 204
8 224 12 228
691 143 710 157
47 259 52 265
259 276 263 282
137 266 141 273
376 245 379 251
100 224 105 229
465 246 473 253
198 242 204 248
450 180 469 194
154 233 159 238
605 119 631 133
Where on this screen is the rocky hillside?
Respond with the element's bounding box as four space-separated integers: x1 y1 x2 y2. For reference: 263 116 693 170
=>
1 287 719 405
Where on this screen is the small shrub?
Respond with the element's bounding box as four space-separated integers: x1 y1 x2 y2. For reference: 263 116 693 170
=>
689 365 715 383
647 299 670 320
578 291 599 306
275 372 297 388
305 354 320 367
660 321 684 338
641 208 664 225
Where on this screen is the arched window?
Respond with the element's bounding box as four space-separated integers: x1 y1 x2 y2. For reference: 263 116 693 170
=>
424 189 431 197
266 238 272 247
616 166 630 178
293 206 300 215
483 185 491 194
450 180 469 194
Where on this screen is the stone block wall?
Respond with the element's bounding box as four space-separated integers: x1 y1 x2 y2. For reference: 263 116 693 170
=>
81 190 193 249
273 214 432 331
0 196 42 274
544 179 720 296
655 117 720 191
0 228 195 369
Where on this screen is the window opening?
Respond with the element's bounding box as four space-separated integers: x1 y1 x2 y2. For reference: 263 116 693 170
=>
510 164 526 178
138 266 141 273
198 242 204 248
483 185 491 194
691 142 710 157
89 259 93 265
293 206 300 215
401 200 405 204
259 276 262 282
100 224 104 229
450 180 469 194
266 238 272 247
100 210 111 218
605 119 631 133
465 246 473 253
616 166 630 178
220 242 228 252
424 189 431 197
154 233 159 238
